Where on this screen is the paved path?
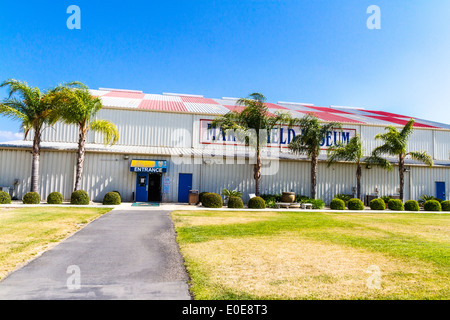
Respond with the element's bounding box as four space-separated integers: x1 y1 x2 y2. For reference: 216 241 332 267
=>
0 209 191 300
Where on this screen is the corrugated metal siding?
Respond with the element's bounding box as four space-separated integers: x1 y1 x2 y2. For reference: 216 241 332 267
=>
2 147 450 204
0 149 75 201
434 131 450 160
0 149 32 199
92 109 193 148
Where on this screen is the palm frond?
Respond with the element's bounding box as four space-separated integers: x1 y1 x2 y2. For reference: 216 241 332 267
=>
365 155 394 171
408 151 433 167
90 119 119 146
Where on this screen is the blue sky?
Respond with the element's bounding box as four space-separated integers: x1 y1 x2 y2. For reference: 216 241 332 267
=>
1 0 450 141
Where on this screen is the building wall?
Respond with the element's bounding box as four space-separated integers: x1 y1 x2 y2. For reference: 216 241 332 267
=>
2 148 449 204
33 108 450 161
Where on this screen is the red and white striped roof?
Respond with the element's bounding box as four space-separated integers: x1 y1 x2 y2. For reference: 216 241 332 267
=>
91 89 450 129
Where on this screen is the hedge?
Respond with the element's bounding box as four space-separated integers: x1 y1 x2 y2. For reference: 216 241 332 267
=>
23 192 41 204
404 200 420 212
348 198 364 211
103 192 121 205
370 198 386 211
388 199 404 211
228 196 244 209
199 192 209 204
71 190 90 205
0 191 11 204
441 200 450 212
202 193 223 208
248 197 266 209
424 200 442 211
330 198 346 210
47 192 63 205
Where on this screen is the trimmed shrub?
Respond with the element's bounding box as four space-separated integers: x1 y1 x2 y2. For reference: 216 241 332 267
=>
334 194 352 205
370 198 386 211
47 192 63 205
228 196 244 209
202 193 223 208
424 200 442 212
388 199 404 211
103 192 121 205
199 192 209 204
23 192 41 204
380 196 392 205
441 200 450 212
0 191 11 204
248 197 266 209
71 190 90 205
348 198 365 211
330 198 346 210
405 200 420 212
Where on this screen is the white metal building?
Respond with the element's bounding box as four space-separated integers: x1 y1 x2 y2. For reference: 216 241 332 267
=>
1 88 450 204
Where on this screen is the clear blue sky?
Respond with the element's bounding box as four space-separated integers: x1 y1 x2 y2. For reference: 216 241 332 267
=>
1 0 450 141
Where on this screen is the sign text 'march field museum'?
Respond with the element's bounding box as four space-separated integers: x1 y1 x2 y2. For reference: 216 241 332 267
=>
199 119 356 149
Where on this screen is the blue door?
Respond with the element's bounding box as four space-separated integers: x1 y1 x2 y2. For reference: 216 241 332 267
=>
436 182 446 201
178 173 193 203
135 173 148 202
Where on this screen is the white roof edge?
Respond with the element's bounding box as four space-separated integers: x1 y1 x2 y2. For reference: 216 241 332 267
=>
98 88 143 93
221 97 240 101
278 101 314 106
330 105 362 110
163 92 204 98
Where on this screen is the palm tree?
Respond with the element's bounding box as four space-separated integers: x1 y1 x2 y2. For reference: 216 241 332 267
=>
327 135 364 200
289 113 342 199
211 93 292 197
0 79 63 193
367 119 433 201
49 83 119 191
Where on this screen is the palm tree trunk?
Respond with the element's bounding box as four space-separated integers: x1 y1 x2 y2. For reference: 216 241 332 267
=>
254 145 262 197
74 126 87 191
311 151 318 199
30 130 41 193
399 156 405 202
356 162 362 200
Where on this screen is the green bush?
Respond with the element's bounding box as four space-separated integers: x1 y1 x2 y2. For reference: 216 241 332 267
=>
23 192 41 204
424 200 442 212
296 195 310 203
0 191 11 204
334 194 352 205
380 196 392 205
310 199 325 209
47 192 63 204
199 192 209 204
370 198 386 211
103 192 121 205
330 198 346 210
261 194 283 203
228 196 244 209
248 197 266 209
404 200 420 212
388 199 404 211
202 193 223 208
70 190 90 205
348 198 365 211
441 200 450 212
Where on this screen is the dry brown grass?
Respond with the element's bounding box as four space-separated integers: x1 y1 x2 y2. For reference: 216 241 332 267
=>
173 210 450 300
181 233 443 299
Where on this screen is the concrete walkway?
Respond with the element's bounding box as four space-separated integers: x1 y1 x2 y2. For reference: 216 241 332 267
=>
0 208 191 300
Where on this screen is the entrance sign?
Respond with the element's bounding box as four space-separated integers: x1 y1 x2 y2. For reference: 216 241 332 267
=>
199 119 356 149
130 160 167 173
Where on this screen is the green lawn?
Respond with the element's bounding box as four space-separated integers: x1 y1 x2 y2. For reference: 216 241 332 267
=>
172 210 450 300
0 207 112 280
